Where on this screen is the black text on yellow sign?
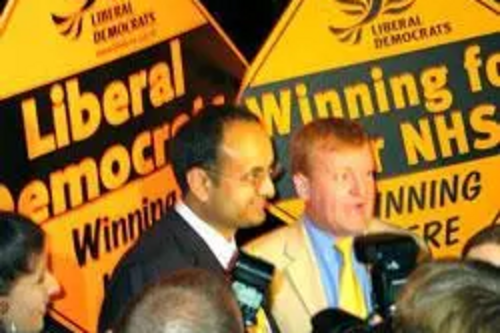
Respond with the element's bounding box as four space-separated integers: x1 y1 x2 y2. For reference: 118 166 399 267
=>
0 37 226 222
241 33 499 179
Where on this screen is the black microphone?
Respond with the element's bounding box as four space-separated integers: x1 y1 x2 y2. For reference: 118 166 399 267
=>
354 233 419 269
230 250 275 327
354 232 420 319
311 308 370 333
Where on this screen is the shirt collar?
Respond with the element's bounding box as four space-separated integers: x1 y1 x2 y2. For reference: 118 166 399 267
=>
304 215 338 246
175 201 237 270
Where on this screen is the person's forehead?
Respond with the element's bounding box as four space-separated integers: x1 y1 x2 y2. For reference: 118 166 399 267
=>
467 243 500 267
470 243 500 257
220 122 271 154
223 120 266 138
315 145 373 165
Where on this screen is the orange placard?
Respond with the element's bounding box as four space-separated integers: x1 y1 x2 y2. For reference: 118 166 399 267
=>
239 0 499 258
0 0 247 331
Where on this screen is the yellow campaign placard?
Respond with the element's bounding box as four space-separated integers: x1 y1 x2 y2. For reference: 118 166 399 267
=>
239 0 499 258
0 0 247 331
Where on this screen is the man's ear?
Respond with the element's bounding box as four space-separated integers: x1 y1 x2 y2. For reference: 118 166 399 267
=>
0 298 8 315
292 173 310 200
186 167 212 202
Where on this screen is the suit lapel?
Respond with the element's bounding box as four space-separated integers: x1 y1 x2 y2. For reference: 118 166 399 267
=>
283 222 328 316
170 211 226 276
262 302 281 333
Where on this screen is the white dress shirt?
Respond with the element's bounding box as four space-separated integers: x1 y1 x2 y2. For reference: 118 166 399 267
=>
175 201 237 270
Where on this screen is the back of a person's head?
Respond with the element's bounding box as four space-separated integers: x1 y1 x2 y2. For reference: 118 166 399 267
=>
393 259 500 333
119 268 243 333
170 104 260 195
0 211 44 295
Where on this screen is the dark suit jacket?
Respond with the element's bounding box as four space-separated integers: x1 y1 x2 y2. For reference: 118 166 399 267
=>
98 209 280 333
98 210 225 332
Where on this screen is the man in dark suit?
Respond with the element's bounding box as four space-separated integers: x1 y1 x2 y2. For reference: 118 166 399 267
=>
98 104 279 332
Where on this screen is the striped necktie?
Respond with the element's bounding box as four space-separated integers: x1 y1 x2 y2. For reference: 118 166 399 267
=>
337 237 367 318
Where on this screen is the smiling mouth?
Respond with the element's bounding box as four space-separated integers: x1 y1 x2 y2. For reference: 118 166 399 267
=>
352 203 371 217
354 202 365 210
252 198 269 209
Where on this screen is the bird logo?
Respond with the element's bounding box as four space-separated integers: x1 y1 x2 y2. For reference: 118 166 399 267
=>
52 0 96 39
329 0 416 44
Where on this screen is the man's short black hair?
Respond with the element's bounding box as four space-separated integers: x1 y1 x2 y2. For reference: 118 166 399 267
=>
170 104 261 196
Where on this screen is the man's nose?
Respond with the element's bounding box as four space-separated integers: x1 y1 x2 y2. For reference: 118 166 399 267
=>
258 173 276 199
350 174 371 198
46 272 61 298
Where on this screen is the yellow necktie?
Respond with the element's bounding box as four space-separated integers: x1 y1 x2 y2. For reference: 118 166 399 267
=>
337 238 367 318
246 308 268 333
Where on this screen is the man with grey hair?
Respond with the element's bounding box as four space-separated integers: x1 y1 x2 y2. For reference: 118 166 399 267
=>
393 259 500 333
118 268 244 333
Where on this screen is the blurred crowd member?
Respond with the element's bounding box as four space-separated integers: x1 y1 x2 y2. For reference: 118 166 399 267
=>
117 268 243 333
246 118 426 333
99 104 279 332
0 211 60 333
462 224 500 267
393 259 500 333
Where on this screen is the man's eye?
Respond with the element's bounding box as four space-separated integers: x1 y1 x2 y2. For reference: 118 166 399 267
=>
248 171 263 182
334 173 349 181
35 274 44 285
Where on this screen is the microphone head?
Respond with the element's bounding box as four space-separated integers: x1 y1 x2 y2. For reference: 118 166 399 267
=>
354 233 419 270
311 308 368 333
232 251 275 290
354 232 420 319
230 251 275 327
